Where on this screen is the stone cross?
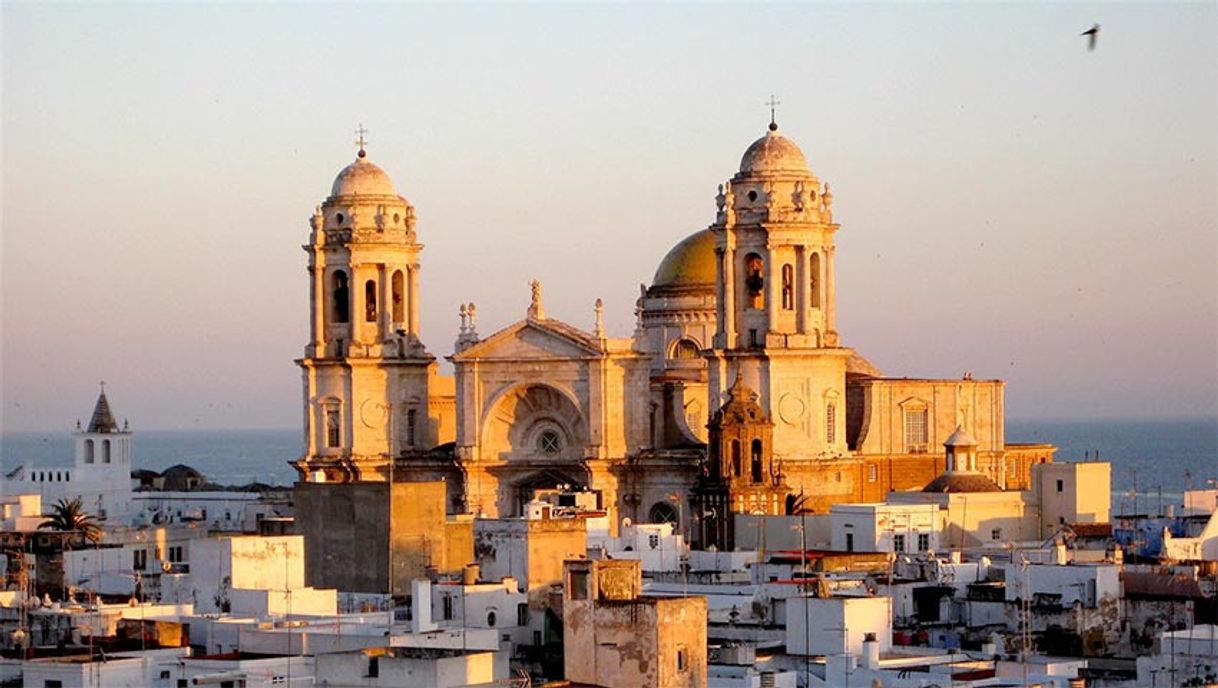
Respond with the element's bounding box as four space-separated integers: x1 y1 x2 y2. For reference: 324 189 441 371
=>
765 95 781 128
354 124 369 156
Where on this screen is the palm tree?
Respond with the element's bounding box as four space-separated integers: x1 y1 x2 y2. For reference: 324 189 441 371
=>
38 497 103 545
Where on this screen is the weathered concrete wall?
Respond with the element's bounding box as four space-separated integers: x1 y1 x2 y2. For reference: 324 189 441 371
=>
564 559 707 687
296 481 447 594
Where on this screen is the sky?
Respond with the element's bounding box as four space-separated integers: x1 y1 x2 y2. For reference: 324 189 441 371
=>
2 2 1215 433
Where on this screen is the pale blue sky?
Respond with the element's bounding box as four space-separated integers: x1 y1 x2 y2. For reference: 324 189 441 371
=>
2 2 1215 432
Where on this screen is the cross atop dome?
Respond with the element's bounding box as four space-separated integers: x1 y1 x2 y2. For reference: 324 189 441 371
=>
354 123 369 158
764 95 781 131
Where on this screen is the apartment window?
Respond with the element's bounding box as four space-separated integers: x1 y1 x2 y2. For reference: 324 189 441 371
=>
85 439 94 463
45 681 64 688
487 611 497 627
517 603 529 627
1056 479 1064 493
748 329 759 347
991 528 1002 541
677 647 689 672
893 534 906 553
845 533 854 552
159 671 171 680
917 533 930 552
904 409 928 453
442 594 454 620
133 549 147 571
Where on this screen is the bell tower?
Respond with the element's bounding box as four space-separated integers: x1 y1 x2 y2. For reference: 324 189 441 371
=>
295 138 434 482
706 120 851 471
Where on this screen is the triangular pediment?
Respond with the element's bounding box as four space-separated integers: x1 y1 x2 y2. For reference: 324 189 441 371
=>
452 318 604 361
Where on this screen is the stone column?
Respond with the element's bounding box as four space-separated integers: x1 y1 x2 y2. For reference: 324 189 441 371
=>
764 249 778 339
310 265 325 352
378 264 389 342
408 263 421 335
826 246 837 337
796 246 808 334
351 263 365 346
721 247 736 347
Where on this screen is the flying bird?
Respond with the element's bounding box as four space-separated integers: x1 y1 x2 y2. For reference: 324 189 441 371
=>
1081 23 1100 51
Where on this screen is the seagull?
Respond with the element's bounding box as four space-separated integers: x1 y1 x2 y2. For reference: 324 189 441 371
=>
1081 23 1100 51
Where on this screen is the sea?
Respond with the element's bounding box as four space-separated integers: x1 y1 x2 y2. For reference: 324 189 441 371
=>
2 418 1216 509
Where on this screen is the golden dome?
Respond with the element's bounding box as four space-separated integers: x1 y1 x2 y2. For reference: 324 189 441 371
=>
846 351 883 378
739 127 809 175
652 229 716 289
330 154 397 198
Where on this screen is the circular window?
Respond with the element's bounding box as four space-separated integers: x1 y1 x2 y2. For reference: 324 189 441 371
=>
747 190 758 202
537 430 562 456
336 213 345 225
487 611 496 627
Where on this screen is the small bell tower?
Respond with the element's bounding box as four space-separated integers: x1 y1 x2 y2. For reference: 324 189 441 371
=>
706 116 852 473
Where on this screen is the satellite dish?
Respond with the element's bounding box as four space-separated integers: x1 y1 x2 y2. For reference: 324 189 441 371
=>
161 560 173 573
622 517 632 528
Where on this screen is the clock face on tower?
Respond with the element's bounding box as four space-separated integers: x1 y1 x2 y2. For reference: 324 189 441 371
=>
360 398 388 429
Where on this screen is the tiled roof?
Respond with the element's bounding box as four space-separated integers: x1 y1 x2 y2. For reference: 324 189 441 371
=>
86 391 119 433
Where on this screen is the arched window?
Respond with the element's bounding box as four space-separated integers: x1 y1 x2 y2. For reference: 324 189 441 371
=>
670 339 701 360
332 271 350 324
744 253 765 310
326 408 341 448
731 440 742 477
781 264 794 310
649 502 679 526
392 270 405 324
85 439 94 464
102 440 111 463
364 280 378 322
810 253 821 309
751 439 764 483
405 408 417 448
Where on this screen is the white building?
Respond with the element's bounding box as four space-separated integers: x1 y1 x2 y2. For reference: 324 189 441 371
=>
1003 561 1121 609
190 535 335 616
784 595 891 657
603 520 688 572
314 646 508 688
829 503 940 554
19 647 187 688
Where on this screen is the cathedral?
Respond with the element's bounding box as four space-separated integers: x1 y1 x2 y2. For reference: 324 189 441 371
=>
293 121 1054 549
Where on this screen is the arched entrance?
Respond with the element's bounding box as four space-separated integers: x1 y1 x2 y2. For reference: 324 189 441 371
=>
481 383 589 516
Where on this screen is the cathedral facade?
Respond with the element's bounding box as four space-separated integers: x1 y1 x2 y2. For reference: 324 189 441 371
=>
293 124 1054 548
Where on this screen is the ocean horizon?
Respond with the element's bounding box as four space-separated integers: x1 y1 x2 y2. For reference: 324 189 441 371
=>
3 417 1215 507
